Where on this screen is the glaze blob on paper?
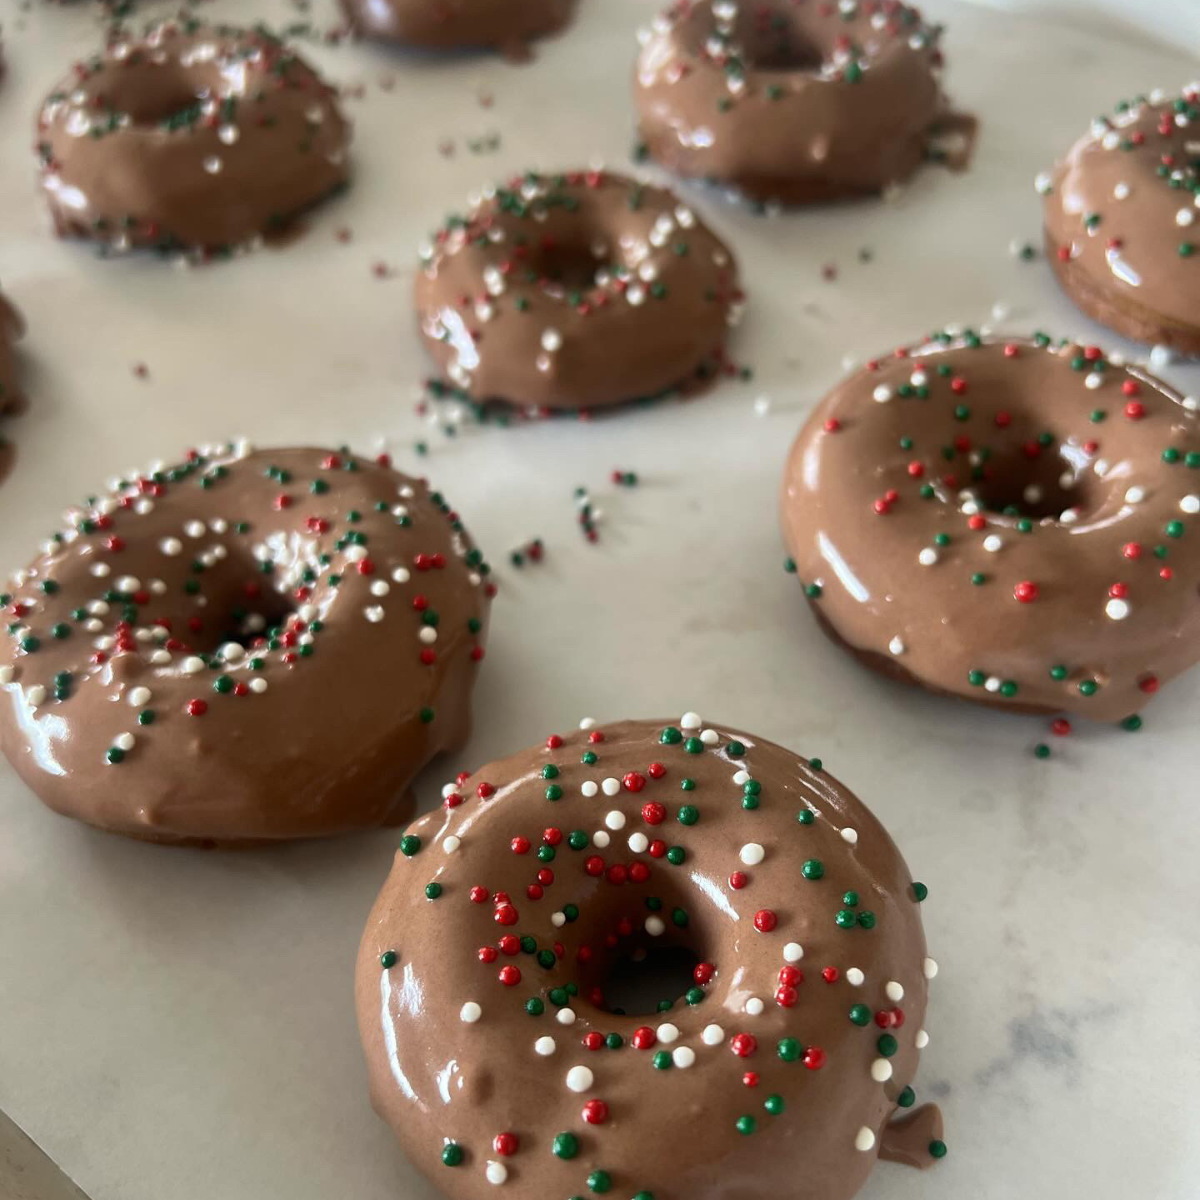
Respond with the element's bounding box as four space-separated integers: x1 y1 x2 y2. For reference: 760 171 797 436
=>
416 170 741 410
781 332 1200 720
635 0 955 203
1043 86 1200 354
0 446 492 845
36 22 350 254
357 716 943 1200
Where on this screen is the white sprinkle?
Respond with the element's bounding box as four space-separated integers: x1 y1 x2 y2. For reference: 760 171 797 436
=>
1125 486 1146 504
579 717 597 730
1113 181 1130 200
628 832 649 854
1034 171 1053 195
555 1007 576 1026
1150 344 1173 370
910 370 928 387
855 1127 876 1152
984 675 1002 693
581 781 599 798
534 1036 556 1056
460 1002 482 1024
923 957 938 979
443 835 462 853
645 915 666 937
541 328 563 352
783 942 804 963
90 563 111 578
1178 208 1195 227
918 548 938 566
419 626 438 644
113 732 135 752
592 831 610 849
888 636 906 656
605 810 626 831
840 827 859 845
184 520 205 538
983 535 1004 553
739 842 765 866
565 1066 594 1093
1181 495 1200 514
700 728 720 745
680 711 702 729
249 678 268 694
127 686 151 707
753 395 771 417
181 656 205 674
27 685 46 707
656 1023 680 1045
485 1161 508 1185
364 606 385 623
1106 598 1130 620
220 642 245 662
846 967 865 986
370 581 390 597
871 1058 893 1082
551 912 566 928
915 1029 930 1049
732 769 750 785
886 981 905 1002
203 155 222 174
1085 372 1105 390
392 567 411 584
672 1046 696 1068
601 777 621 796
745 997 765 1016
159 538 182 556
701 1024 725 1046
873 385 894 403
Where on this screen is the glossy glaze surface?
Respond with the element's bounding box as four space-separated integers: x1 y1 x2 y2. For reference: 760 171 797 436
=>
781 333 1200 721
634 0 945 202
416 170 741 409
339 0 575 51
36 21 350 253
1044 87 1200 352
0 290 22 415
357 717 940 1200
0 445 491 843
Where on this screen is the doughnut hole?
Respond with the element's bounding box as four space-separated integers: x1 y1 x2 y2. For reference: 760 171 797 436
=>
569 880 716 1017
523 235 610 292
595 943 704 1017
678 3 826 72
96 62 222 126
974 443 1099 520
143 549 298 655
737 13 824 71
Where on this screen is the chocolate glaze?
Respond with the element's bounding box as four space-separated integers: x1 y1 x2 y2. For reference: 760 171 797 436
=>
1044 87 1200 355
781 332 1200 721
416 170 741 410
36 22 350 253
0 445 492 845
634 0 948 203
357 715 941 1200
339 0 574 52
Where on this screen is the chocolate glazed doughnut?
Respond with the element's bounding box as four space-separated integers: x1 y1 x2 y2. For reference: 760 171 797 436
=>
339 0 575 53
357 715 944 1200
1043 87 1200 355
416 170 741 410
781 331 1200 721
0 288 23 421
0 445 492 845
635 0 957 204
35 22 349 255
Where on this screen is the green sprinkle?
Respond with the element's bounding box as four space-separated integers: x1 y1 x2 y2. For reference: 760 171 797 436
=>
802 859 824 880
553 1133 579 1160
425 883 443 900
735 1115 757 1135
380 950 398 969
399 835 421 857
441 1143 464 1167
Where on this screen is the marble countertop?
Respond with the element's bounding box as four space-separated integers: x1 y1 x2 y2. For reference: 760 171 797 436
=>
1 1 1197 1197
